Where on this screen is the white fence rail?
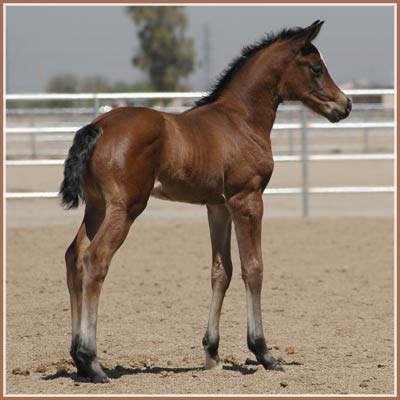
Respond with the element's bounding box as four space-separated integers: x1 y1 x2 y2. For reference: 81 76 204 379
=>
5 153 395 167
5 89 395 216
5 186 394 200
5 121 395 135
5 88 396 101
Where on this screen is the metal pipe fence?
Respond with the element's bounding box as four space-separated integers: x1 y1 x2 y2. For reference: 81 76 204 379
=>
5 153 394 167
5 186 394 200
5 88 396 101
5 89 395 216
5 120 395 159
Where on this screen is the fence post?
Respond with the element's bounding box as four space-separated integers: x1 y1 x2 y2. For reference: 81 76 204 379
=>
363 113 370 153
29 115 37 159
288 109 294 155
301 106 309 217
30 132 37 159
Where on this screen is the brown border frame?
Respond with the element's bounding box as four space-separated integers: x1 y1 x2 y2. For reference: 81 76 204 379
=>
1 2 398 399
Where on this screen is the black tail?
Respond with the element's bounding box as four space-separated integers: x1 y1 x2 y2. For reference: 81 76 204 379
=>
59 124 103 209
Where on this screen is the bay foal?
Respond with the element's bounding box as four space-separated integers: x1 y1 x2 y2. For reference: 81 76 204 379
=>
60 21 351 382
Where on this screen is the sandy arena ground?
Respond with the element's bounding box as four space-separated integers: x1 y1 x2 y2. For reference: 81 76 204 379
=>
5 193 394 395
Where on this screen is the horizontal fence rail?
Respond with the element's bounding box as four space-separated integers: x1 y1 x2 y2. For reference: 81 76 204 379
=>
6 154 395 201
4 88 395 101
5 92 207 101
5 121 395 135
5 89 395 216
5 103 391 117
5 153 395 167
5 186 394 200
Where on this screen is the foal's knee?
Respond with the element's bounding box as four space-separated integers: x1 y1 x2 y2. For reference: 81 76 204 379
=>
211 255 232 290
242 262 263 289
228 192 263 222
82 249 110 285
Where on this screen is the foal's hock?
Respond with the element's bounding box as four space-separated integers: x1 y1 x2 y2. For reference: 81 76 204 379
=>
60 20 351 383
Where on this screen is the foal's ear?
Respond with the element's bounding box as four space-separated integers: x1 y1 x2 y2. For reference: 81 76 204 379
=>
292 20 324 48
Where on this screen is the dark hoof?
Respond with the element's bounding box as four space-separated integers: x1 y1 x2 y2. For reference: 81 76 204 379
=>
257 353 285 372
204 354 223 370
92 374 110 384
80 365 109 383
76 366 110 383
83 363 109 384
76 368 109 383
75 349 109 383
266 363 285 372
76 367 89 378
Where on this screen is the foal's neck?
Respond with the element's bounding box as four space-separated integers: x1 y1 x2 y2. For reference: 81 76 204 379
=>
221 43 292 134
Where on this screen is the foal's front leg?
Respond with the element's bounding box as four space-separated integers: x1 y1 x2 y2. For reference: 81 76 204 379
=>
203 204 233 369
227 190 283 371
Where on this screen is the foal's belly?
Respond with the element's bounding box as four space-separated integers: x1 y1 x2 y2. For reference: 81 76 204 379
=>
151 178 225 205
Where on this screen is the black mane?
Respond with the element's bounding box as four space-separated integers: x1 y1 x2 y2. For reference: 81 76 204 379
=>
195 25 305 107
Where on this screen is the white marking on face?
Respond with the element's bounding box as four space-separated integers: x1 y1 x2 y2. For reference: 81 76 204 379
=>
318 50 327 67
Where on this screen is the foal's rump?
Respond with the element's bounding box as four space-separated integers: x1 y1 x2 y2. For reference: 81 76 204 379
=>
59 106 165 210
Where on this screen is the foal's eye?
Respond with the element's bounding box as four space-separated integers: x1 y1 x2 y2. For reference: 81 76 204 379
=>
310 64 323 77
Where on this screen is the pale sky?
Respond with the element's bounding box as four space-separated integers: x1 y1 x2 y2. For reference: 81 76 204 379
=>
6 4 395 93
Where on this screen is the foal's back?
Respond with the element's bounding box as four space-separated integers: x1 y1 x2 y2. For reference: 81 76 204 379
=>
88 104 226 205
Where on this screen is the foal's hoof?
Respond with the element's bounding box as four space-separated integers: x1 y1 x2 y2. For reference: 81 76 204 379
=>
266 363 285 372
76 368 89 378
91 373 110 384
86 364 110 383
204 361 223 371
81 366 109 383
204 354 223 370
76 367 109 383
75 351 110 383
258 353 285 372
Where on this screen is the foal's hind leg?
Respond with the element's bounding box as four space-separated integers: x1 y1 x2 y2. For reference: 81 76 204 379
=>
75 204 134 383
65 207 104 377
203 204 233 369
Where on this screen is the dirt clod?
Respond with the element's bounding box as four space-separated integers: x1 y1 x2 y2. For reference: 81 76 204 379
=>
56 360 70 374
285 346 296 355
223 355 241 365
12 368 30 376
35 364 47 373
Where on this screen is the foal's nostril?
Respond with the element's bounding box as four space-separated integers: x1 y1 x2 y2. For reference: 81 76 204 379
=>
346 97 352 112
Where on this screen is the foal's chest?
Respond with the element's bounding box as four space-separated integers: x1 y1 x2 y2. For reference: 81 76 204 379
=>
224 131 275 188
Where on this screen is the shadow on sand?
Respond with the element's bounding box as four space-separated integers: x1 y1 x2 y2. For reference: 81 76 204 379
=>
42 362 259 382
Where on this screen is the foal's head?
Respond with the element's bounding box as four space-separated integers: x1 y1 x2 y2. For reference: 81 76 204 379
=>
278 20 352 122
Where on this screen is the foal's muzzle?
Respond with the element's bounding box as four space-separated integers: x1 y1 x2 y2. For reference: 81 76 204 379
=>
328 97 352 123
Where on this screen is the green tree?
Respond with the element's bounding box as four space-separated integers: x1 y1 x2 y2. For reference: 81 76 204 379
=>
46 73 79 93
111 80 153 93
80 75 111 92
127 6 195 91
